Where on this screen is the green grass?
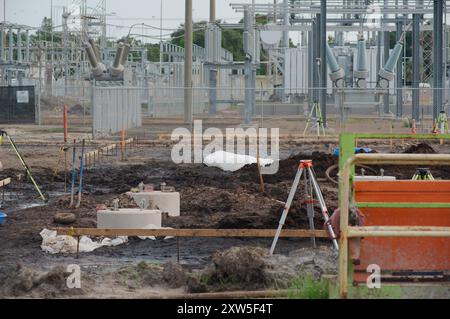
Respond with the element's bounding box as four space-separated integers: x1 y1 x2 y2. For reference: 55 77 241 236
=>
287 275 329 299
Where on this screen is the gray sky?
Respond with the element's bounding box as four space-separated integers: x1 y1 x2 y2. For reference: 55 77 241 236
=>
1 0 276 43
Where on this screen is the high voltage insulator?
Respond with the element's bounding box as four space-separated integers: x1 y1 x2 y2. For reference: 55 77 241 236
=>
326 43 345 88
355 34 369 88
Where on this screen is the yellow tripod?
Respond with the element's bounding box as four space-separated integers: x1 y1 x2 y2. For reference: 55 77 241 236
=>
303 103 326 137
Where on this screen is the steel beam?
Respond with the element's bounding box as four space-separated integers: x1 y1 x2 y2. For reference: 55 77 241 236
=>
8 27 13 62
209 0 217 116
433 0 444 121
412 6 421 122
25 30 30 62
282 0 290 48
320 0 327 126
17 28 22 62
0 27 4 62
395 20 403 118
313 17 319 104
308 29 314 109
184 0 193 124
210 0 216 23
383 32 390 115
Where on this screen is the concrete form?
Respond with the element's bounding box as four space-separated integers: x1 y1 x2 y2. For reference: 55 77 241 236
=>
127 191 181 217
97 209 162 229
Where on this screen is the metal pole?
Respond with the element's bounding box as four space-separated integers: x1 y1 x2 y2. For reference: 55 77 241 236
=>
184 0 193 125
210 0 215 23
433 0 444 121
308 28 314 110
320 0 327 126
395 17 403 118
17 28 21 62
376 31 382 105
282 0 290 48
209 0 217 116
25 29 30 62
412 1 422 122
273 0 277 23
8 27 12 62
383 0 390 115
313 17 319 105
0 25 4 63
159 0 163 74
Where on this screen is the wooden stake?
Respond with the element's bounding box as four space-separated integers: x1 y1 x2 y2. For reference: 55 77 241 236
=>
121 127 125 161
256 138 265 193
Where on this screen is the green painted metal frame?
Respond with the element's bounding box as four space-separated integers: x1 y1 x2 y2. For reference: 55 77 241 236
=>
338 133 450 174
337 133 450 298
338 133 450 201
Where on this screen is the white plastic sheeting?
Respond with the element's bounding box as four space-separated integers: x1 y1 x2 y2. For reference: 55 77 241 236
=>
203 150 274 172
40 226 174 255
40 229 128 255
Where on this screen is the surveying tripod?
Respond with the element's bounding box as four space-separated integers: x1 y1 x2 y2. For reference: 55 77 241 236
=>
303 103 326 137
434 111 449 134
412 168 434 181
270 160 339 255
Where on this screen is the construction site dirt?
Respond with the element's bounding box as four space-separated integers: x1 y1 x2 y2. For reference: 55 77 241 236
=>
1 140 450 298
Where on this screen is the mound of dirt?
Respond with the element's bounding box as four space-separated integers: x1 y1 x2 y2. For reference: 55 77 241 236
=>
54 195 98 211
115 262 164 289
239 151 336 185
209 246 269 289
404 143 436 154
197 246 338 292
0 264 85 298
162 261 188 288
181 187 233 213
264 246 338 288
115 261 188 290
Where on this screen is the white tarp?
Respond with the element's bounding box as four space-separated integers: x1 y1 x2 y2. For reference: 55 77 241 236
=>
40 226 174 255
203 150 274 172
40 229 128 254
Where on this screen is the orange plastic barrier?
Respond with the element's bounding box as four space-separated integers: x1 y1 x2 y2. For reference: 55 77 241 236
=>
353 181 450 282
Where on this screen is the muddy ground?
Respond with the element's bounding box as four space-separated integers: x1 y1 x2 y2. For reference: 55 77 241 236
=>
0 140 449 298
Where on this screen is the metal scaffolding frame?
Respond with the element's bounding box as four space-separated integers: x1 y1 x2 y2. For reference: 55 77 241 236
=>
229 0 449 124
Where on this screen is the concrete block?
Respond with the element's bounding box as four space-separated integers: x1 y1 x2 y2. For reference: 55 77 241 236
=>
97 209 162 229
127 191 180 217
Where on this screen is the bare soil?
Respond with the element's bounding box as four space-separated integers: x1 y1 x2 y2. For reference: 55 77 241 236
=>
0 137 449 298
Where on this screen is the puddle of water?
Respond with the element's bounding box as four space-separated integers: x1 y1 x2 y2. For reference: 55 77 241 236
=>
18 203 47 210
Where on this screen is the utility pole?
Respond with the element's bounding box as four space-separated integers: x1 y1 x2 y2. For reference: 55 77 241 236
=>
159 0 163 75
184 0 193 125
208 0 217 116
412 0 423 122
319 0 327 126
282 0 289 48
433 0 444 122
210 0 215 23
273 0 277 23
383 0 390 115
395 0 404 118
0 0 4 64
